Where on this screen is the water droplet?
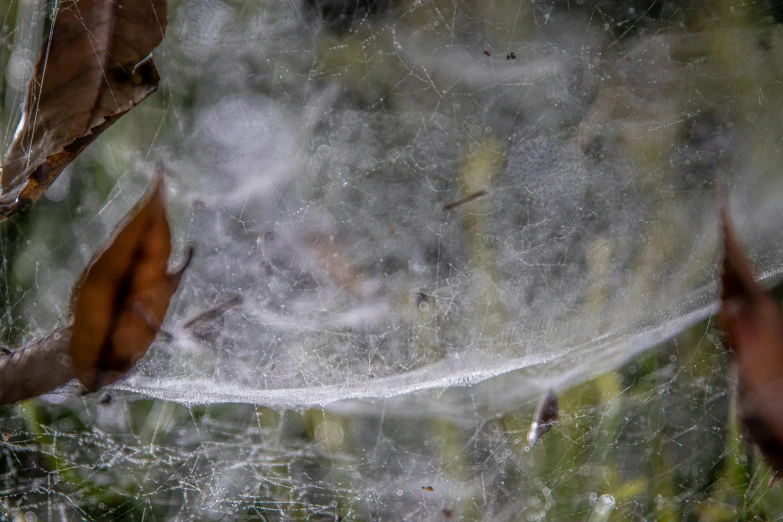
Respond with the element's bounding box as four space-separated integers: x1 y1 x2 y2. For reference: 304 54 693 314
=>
595 494 615 515
317 144 332 159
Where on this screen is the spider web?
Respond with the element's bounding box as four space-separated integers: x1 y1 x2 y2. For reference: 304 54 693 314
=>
3 0 783 519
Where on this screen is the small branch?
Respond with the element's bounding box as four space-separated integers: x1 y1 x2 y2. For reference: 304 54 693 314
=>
182 295 243 340
182 295 243 330
443 189 487 210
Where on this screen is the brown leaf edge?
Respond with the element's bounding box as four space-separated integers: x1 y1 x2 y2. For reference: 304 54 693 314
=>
718 181 764 325
717 180 783 487
0 75 159 220
0 0 166 220
717 180 769 354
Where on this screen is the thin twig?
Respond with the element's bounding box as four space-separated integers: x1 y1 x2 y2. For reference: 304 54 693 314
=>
443 189 488 210
182 295 243 332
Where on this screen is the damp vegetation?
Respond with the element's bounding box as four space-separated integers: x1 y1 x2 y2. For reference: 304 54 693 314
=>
0 0 782 519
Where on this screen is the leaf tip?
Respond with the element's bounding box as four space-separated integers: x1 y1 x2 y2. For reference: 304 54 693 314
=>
152 161 166 189
718 182 761 311
170 245 194 285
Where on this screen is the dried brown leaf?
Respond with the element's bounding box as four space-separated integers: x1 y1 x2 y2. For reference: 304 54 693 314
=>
0 170 187 404
0 0 167 218
69 168 186 392
0 327 73 405
718 185 783 485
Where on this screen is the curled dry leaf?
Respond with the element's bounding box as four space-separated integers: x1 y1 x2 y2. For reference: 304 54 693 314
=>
0 0 167 218
70 170 188 392
527 389 559 448
0 170 187 404
718 185 783 487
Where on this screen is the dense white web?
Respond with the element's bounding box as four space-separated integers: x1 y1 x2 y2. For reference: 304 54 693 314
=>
2 0 783 519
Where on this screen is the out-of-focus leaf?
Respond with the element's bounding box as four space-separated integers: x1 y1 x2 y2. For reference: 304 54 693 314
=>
718 187 783 485
0 0 167 219
70 169 188 392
